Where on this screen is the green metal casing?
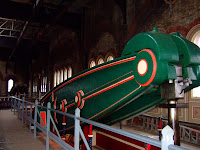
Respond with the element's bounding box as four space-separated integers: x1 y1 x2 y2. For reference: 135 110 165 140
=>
39 28 200 133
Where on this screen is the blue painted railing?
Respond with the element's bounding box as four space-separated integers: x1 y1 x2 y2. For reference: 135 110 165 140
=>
5 96 189 150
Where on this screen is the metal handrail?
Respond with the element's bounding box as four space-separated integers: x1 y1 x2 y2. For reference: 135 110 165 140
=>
78 116 161 147
0 97 10 98
180 125 200 133
128 115 200 146
8 96 189 150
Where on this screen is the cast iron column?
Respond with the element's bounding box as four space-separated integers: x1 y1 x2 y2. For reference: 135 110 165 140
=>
161 78 183 146
168 100 180 146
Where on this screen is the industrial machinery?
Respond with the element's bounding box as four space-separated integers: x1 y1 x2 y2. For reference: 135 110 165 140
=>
39 28 200 145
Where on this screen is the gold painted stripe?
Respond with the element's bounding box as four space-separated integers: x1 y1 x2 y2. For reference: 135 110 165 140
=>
85 71 133 95
41 56 135 103
83 75 135 101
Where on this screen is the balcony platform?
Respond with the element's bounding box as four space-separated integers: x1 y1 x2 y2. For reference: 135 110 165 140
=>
0 109 199 150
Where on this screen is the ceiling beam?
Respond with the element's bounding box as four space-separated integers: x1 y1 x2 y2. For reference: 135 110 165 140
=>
0 17 24 38
8 21 28 61
7 0 45 61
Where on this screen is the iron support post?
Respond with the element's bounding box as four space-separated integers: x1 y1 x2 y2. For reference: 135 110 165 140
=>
161 77 184 146
14 97 16 115
46 102 51 150
25 103 27 126
34 100 38 138
17 99 20 119
168 100 180 146
29 104 33 131
11 97 13 112
74 108 80 150
22 96 25 124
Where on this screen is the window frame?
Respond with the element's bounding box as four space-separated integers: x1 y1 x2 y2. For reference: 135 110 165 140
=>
56 70 60 85
54 71 57 87
88 58 96 68
8 79 14 92
64 68 68 81
96 55 105 65
105 52 114 62
67 66 72 78
187 24 200 98
60 69 64 83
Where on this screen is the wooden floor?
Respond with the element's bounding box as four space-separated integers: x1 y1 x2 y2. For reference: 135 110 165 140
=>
0 109 46 150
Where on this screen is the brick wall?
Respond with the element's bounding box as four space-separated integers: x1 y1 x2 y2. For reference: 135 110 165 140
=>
140 0 200 33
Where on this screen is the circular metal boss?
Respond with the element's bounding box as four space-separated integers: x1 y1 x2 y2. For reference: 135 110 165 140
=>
75 90 85 109
133 49 157 86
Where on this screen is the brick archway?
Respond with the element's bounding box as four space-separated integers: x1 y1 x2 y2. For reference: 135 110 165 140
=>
4 74 18 82
186 18 200 41
166 26 188 38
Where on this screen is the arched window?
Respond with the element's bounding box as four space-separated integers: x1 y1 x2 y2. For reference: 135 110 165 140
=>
41 76 47 93
188 26 200 97
105 52 114 62
192 86 200 97
192 30 200 47
54 72 57 87
68 66 72 78
60 69 63 83
57 70 60 85
33 77 37 92
187 24 200 47
89 59 96 68
8 79 14 92
64 68 68 81
97 56 104 65
106 55 114 61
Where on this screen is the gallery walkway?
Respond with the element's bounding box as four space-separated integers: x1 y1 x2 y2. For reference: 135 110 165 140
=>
0 109 46 150
0 109 199 150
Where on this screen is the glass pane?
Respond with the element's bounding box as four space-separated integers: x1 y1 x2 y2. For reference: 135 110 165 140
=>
57 71 60 85
89 60 96 68
60 70 63 83
33 86 37 92
194 31 200 47
191 32 200 97
97 58 104 65
192 86 200 97
64 68 68 80
54 72 57 87
68 66 72 78
41 85 43 92
106 55 114 62
43 76 47 92
8 79 14 92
